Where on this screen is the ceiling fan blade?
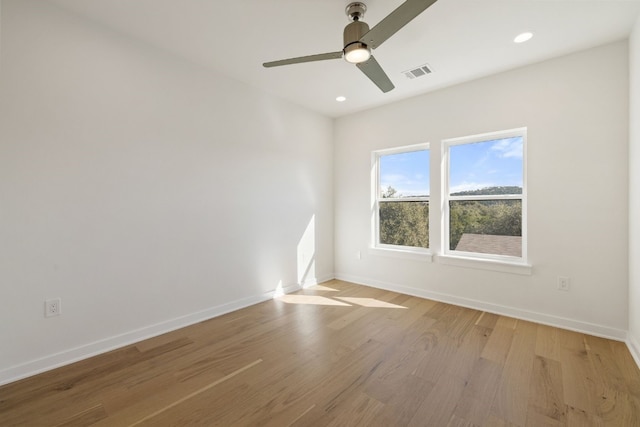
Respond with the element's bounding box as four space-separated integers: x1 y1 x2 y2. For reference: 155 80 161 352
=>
356 55 394 93
263 51 343 68
360 0 438 49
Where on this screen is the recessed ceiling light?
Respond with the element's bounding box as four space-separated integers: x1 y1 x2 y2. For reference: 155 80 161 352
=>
336 96 346 102
514 32 533 44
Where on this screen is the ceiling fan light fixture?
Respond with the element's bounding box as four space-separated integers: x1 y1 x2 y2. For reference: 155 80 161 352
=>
344 42 371 64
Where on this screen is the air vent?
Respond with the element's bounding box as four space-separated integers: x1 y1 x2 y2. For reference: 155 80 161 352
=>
403 63 433 80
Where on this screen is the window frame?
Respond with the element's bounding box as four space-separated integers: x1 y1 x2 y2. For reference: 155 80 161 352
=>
442 128 528 264
371 143 431 258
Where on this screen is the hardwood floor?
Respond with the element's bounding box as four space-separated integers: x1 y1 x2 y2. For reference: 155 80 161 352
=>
1 280 639 426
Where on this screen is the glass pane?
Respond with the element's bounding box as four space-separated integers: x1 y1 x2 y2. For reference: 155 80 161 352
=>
380 150 429 198
449 200 521 257
449 137 523 195
379 201 429 248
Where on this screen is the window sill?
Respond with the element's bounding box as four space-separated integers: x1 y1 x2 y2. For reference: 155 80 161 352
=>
368 246 433 262
437 254 532 275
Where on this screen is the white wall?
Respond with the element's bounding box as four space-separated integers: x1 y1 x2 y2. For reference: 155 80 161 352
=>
0 0 333 384
335 41 629 338
629 16 640 364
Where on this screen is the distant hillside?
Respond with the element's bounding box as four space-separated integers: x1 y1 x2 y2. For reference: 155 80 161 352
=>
452 186 522 196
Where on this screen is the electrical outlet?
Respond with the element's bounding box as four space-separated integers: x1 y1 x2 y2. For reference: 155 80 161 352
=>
45 298 61 317
557 277 570 292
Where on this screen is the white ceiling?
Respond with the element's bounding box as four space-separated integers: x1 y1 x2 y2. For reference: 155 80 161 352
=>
50 0 640 118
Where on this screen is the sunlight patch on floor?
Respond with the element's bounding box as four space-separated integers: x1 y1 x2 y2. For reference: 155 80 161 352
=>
335 297 407 309
306 284 340 292
277 294 407 308
278 295 351 306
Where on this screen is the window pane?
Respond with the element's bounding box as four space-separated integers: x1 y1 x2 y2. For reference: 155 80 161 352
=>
449 137 523 195
449 200 521 256
379 201 429 248
380 150 429 198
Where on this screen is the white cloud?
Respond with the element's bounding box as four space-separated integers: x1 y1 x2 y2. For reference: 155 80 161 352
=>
472 153 490 168
381 173 407 184
490 137 523 159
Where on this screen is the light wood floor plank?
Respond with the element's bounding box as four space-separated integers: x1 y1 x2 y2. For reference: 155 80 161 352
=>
453 357 503 425
535 324 562 361
131 359 262 426
365 373 435 425
526 355 566 425
408 373 467 426
489 319 538 425
557 329 600 414
481 316 516 364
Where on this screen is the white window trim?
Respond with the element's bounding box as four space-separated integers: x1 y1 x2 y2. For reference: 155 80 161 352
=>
437 253 532 275
369 246 433 262
371 142 432 261
441 127 528 267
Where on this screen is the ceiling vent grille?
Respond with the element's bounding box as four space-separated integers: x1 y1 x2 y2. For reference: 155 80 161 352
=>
403 63 432 80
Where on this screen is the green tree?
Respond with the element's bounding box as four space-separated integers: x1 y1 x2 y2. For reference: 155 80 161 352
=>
449 200 521 249
378 186 521 250
379 200 429 248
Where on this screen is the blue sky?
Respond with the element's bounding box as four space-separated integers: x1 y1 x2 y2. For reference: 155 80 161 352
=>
379 150 430 196
449 137 523 193
379 136 523 197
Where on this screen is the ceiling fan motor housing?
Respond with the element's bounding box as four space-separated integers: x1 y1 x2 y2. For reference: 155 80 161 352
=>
343 20 370 59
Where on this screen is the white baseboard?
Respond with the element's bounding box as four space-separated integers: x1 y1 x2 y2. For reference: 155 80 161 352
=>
0 283 301 387
335 272 628 342
627 333 640 370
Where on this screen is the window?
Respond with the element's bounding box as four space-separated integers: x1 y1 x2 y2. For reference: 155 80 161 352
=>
443 128 526 262
373 144 430 252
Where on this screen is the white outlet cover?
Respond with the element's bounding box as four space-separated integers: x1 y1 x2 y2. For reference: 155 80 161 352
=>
45 298 61 317
557 277 570 291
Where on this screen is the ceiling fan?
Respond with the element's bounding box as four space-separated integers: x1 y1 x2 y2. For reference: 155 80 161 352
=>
263 0 438 93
